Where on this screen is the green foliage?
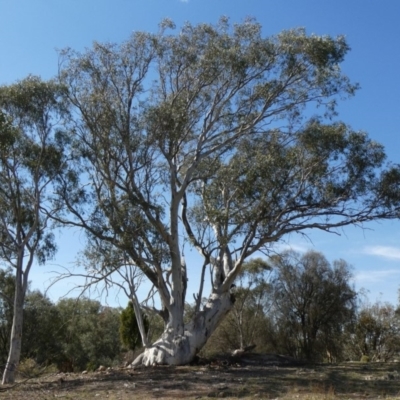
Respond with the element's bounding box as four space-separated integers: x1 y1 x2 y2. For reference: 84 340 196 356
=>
0 76 69 384
9 18 399 363
346 301 400 362
268 251 357 362
202 258 273 355
55 298 122 371
16 358 53 378
22 291 62 365
0 280 65 369
85 360 98 372
0 283 126 373
17 358 40 378
57 18 400 310
119 302 149 351
0 268 15 366
0 76 69 272
0 111 18 150
360 355 370 363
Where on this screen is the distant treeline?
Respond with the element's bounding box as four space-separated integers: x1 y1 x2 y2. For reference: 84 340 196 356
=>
1 250 399 374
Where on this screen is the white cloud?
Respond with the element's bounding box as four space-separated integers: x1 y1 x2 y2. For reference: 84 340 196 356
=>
355 269 400 284
363 246 400 260
277 243 309 253
270 239 313 254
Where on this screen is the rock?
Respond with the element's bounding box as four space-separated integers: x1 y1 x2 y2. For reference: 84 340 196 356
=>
97 365 106 372
82 370 88 375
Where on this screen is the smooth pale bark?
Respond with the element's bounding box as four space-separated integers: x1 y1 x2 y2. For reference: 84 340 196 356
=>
2 253 31 384
2 282 24 384
133 291 233 366
130 294 150 348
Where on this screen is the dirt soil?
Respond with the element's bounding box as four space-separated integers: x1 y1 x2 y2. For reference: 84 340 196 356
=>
1 354 400 399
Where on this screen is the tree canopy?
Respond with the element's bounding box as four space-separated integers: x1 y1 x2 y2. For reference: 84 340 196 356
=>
51 18 400 365
0 76 69 382
269 250 356 361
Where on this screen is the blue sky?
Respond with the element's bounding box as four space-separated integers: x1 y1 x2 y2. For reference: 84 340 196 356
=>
1 0 400 307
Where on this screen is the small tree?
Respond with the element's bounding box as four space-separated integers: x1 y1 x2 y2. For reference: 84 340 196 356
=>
270 250 356 361
0 78 68 383
120 302 149 351
347 301 400 362
55 298 121 371
21 291 61 366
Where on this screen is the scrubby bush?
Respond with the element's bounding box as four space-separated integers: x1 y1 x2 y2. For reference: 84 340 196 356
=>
16 358 57 378
119 301 149 351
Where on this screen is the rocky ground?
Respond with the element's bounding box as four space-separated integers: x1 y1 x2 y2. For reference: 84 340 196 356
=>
1 354 400 399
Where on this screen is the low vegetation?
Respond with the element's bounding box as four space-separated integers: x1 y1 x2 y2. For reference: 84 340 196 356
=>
2 251 400 375
2 358 400 399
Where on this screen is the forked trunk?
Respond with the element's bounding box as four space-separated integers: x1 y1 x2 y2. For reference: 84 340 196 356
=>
2 288 24 384
133 292 234 366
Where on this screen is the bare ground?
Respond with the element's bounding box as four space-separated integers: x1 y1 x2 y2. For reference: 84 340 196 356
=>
1 354 400 399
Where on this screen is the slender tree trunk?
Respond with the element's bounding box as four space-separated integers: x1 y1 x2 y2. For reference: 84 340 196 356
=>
2 282 24 384
130 294 149 348
132 291 234 366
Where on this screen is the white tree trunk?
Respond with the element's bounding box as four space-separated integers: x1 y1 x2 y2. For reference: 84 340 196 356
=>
2 287 24 384
130 294 149 348
133 291 233 366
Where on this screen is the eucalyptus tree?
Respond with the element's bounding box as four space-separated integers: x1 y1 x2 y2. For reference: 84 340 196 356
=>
0 77 68 383
57 18 400 366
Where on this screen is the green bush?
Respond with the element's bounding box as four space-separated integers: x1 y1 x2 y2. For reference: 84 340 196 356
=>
360 355 370 363
85 361 98 372
120 302 149 351
17 358 58 378
17 358 41 378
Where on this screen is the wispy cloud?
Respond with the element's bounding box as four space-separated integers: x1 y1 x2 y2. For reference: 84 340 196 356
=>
355 269 400 284
270 242 310 255
179 0 189 2
363 246 400 260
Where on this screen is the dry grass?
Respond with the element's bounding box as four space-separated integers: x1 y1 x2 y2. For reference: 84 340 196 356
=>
1 356 400 399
